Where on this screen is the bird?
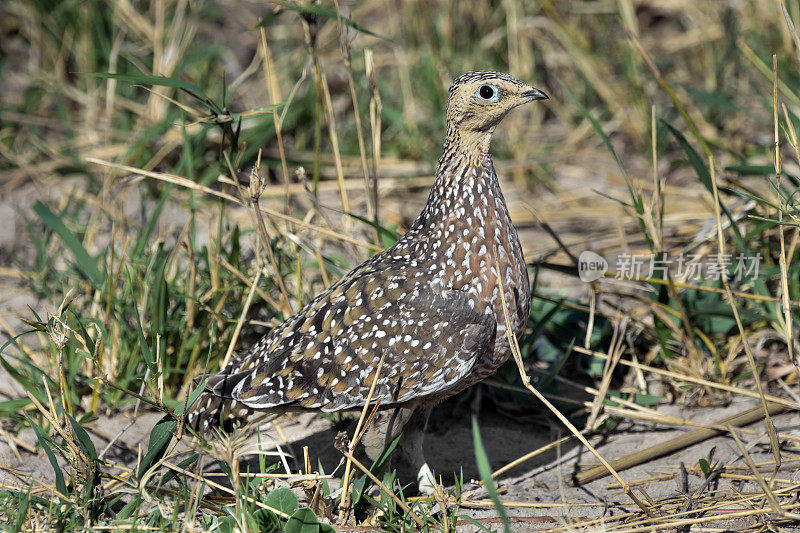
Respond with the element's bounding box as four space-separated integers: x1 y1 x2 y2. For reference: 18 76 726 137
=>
187 71 548 493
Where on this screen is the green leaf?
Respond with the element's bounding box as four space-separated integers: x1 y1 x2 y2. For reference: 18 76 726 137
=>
725 164 800 185
129 269 154 370
20 319 47 333
33 201 105 286
472 417 509 533
0 335 55 407
561 86 642 203
137 414 176 479
604 392 661 409
561 83 652 248
264 487 299 516
629 393 662 407
148 245 169 337
175 378 208 417
725 164 774 176
117 494 142 520
67 413 98 461
352 431 402 507
24 414 67 496
253 507 282 532
537 337 574 390
285 508 320 533
661 120 746 251
12 489 31 532
215 514 236 533
132 186 174 260
84 72 205 95
346 211 400 246
317 460 331 498
698 458 710 476
0 397 33 418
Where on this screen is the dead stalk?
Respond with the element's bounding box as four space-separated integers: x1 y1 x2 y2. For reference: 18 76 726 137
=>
728 426 784 515
220 267 263 369
707 156 782 475
574 344 800 410
224 151 294 315
337 352 386 521
365 48 382 227
585 318 626 431
333 0 376 232
773 55 795 368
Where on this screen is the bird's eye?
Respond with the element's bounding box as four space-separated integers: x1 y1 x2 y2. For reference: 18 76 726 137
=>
476 84 500 102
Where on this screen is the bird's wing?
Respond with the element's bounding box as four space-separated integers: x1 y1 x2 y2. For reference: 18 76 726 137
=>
207 266 496 412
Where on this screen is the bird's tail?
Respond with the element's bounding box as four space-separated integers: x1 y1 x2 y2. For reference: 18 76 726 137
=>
186 392 256 434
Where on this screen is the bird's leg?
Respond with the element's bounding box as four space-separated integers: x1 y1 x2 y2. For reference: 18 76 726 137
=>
397 405 434 495
362 406 413 462
363 405 434 495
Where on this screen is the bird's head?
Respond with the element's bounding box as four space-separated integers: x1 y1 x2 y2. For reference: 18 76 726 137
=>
445 71 548 137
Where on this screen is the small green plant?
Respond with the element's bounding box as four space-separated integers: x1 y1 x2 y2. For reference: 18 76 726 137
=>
698 446 719 479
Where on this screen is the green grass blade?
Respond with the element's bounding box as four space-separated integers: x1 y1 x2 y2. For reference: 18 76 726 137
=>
0 398 33 418
352 431 402 507
472 416 509 533
128 269 154 370
136 414 176 479
0 351 50 406
561 83 651 247
147 245 169 338
159 453 199 487
67 413 98 461
346 211 400 247
175 377 208 417
131 185 174 260
11 490 31 532
560 83 641 209
33 201 105 286
661 119 747 251
24 414 67 496
537 337 575 390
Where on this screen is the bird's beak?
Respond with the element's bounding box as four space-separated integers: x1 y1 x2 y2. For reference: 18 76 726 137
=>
521 87 549 101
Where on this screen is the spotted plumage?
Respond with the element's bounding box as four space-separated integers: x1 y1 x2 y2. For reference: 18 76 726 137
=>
188 71 547 491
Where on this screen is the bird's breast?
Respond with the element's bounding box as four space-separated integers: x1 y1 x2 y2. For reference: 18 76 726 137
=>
419 201 529 369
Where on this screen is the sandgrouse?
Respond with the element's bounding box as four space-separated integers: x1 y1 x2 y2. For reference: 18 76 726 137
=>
188 71 548 493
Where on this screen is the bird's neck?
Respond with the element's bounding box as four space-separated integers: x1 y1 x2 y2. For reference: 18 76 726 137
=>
415 126 500 228
439 125 493 167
